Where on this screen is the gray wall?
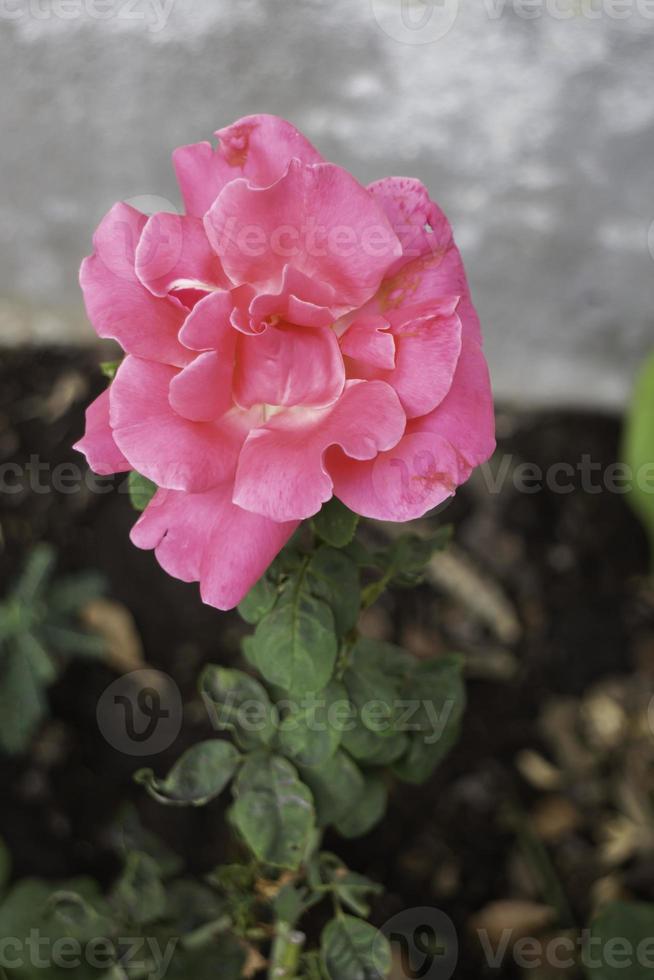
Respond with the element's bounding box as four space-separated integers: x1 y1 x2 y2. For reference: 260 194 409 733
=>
2 0 654 408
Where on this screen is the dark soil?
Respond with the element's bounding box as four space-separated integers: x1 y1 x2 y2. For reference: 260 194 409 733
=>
1 348 653 979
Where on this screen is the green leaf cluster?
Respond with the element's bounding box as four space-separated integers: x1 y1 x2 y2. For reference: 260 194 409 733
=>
0 823 246 980
0 545 106 755
129 505 463 977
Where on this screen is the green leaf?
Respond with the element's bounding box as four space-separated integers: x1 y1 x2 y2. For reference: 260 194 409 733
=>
343 538 379 570
273 882 307 927
273 882 321 928
278 679 346 768
340 638 411 766
230 753 315 870
0 877 114 972
334 774 388 839
623 351 654 559
200 665 277 749
321 915 391 980
162 878 227 935
390 528 452 584
135 740 240 807
247 566 338 696
0 640 52 754
100 359 121 381
40 623 106 659
47 572 106 615
300 751 365 828
237 573 279 624
586 901 654 979
343 639 405 738
301 950 328 980
12 544 57 604
157 930 246 980
19 630 58 685
44 888 113 943
128 471 157 512
393 655 466 785
312 498 359 548
306 546 361 636
111 851 166 925
111 804 183 878
363 529 452 606
317 855 382 918
341 722 408 767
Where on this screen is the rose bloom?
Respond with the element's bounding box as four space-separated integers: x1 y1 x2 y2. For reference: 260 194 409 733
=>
75 114 495 610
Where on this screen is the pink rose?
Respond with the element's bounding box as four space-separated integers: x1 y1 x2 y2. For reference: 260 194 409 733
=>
75 114 495 610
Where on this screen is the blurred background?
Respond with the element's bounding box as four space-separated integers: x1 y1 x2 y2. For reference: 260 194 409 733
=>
1 2 654 978
2 0 654 405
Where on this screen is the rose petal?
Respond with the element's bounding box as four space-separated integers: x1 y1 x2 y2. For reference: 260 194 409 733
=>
328 337 495 520
205 159 402 319
80 203 190 368
248 266 336 329
416 336 495 466
178 289 240 350
368 176 452 271
343 298 463 418
73 389 130 476
367 177 481 345
233 322 345 410
233 380 406 522
131 483 299 610
135 212 228 297
340 315 396 371
173 114 325 218
110 355 252 491
169 346 237 422
328 431 462 523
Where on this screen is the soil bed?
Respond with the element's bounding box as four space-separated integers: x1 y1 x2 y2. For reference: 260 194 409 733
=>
1 349 653 979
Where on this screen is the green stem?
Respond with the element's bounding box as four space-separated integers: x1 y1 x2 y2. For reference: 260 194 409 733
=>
268 921 305 979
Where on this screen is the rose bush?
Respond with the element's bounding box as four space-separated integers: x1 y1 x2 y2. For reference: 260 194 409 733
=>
75 114 495 610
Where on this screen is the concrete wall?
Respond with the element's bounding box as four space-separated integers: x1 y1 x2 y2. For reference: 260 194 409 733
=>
2 0 654 408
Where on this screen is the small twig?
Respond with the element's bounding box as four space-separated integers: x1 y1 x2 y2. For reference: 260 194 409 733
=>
268 921 305 979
